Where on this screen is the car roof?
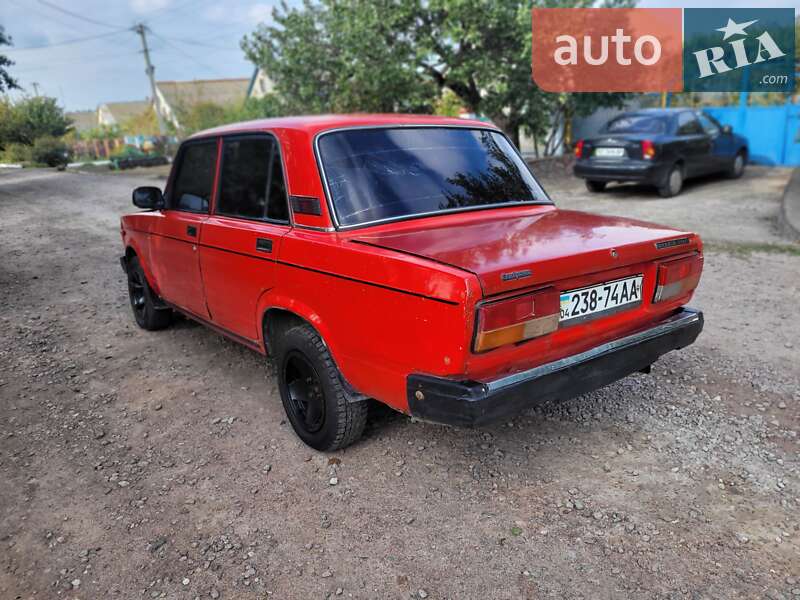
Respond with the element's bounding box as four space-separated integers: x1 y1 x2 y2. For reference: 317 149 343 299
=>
188 113 498 140
620 108 699 117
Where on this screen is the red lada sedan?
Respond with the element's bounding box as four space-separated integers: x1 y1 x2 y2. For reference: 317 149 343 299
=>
120 114 704 451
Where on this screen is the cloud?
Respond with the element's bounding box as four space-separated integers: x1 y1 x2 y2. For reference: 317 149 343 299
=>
248 3 273 24
129 0 172 14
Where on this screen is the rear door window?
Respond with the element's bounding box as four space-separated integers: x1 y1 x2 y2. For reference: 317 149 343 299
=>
171 141 217 213
217 136 289 222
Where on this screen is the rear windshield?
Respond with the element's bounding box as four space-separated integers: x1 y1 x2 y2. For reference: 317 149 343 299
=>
317 127 550 227
603 115 668 135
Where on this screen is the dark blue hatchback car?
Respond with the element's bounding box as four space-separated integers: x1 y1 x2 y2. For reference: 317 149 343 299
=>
573 108 748 198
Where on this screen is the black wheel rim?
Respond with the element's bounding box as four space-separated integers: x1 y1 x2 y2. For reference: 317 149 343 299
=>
284 352 325 433
127 268 147 319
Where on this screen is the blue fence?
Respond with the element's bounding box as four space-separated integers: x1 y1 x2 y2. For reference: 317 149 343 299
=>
704 103 800 166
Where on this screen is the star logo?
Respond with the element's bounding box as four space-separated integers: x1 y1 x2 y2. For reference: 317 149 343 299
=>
716 17 758 40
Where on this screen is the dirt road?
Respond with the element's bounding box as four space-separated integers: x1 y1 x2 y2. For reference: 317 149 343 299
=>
1 167 798 600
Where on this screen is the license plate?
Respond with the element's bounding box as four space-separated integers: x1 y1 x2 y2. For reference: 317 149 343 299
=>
559 275 643 323
594 147 625 158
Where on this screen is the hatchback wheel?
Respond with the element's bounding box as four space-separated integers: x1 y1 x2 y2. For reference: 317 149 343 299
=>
728 151 746 179
276 323 367 451
126 255 172 330
658 165 683 198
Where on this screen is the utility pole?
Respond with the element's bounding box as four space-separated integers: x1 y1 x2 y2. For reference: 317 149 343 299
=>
31 82 40 96
134 23 166 135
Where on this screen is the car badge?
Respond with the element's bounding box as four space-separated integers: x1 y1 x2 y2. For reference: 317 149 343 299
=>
501 269 533 282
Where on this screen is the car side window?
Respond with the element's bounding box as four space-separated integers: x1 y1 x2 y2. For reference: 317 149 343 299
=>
171 141 217 213
677 112 702 136
697 113 720 136
217 136 289 223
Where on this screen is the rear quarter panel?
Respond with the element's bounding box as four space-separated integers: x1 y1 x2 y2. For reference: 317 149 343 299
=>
264 230 480 411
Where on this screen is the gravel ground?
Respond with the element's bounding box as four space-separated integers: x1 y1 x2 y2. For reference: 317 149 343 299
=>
1 166 798 600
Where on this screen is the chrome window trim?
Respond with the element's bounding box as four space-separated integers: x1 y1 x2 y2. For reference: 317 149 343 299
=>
312 124 554 231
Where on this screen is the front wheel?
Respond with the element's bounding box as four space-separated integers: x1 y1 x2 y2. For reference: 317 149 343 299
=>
727 151 746 179
658 165 683 198
126 255 172 330
276 324 367 451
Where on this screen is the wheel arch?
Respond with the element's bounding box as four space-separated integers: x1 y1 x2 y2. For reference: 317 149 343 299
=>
122 240 160 294
258 298 367 402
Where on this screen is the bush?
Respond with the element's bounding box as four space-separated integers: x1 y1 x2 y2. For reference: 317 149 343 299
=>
30 136 71 167
2 142 31 164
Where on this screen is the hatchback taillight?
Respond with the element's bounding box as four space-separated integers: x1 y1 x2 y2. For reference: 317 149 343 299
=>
641 139 656 160
474 288 559 352
574 139 584 158
653 254 703 303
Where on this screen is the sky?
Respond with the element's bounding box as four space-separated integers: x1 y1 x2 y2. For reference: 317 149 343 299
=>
0 0 285 111
1 0 797 112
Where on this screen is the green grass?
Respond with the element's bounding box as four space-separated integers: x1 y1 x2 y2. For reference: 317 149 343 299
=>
704 240 800 257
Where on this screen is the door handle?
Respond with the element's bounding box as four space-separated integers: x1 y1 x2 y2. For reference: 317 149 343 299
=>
187 225 197 237
256 238 273 253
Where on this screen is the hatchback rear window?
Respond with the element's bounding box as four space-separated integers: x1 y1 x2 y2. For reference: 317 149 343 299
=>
604 115 667 135
317 127 549 227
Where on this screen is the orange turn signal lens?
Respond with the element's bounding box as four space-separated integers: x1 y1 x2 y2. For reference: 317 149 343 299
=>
474 288 559 352
653 254 703 303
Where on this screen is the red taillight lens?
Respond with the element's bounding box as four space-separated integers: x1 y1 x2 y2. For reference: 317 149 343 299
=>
574 139 584 158
475 288 559 352
641 139 656 160
653 254 703 303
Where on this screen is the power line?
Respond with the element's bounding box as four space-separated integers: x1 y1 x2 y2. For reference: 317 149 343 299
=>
147 29 224 77
36 0 125 30
5 29 127 52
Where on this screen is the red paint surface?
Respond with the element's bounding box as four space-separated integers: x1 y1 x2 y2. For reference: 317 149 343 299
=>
121 115 703 412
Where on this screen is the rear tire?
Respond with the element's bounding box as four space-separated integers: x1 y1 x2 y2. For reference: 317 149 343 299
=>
126 255 172 331
727 151 746 179
585 180 607 193
276 323 367 451
658 165 683 198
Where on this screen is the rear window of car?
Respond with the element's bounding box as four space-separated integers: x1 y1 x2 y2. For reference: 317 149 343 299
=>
317 127 550 227
603 115 668 135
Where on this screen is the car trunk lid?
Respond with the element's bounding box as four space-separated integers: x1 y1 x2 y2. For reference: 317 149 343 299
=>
352 206 699 297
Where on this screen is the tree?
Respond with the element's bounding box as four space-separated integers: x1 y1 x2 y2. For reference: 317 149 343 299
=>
242 0 631 150
242 0 437 115
0 96 72 146
0 26 19 93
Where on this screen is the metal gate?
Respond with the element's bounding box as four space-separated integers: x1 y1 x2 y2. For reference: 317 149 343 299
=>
705 103 800 166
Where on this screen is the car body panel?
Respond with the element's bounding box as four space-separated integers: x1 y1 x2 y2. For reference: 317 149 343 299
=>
120 114 705 418
351 205 699 297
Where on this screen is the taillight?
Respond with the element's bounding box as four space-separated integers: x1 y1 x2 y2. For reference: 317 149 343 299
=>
641 139 656 160
474 288 559 352
574 139 584 158
653 254 703 303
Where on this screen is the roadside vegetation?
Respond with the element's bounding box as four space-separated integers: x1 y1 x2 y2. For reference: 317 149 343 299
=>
0 96 72 167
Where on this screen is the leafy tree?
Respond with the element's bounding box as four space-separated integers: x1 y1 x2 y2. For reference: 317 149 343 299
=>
0 96 72 146
242 0 437 115
0 26 19 93
120 105 161 137
242 0 630 150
